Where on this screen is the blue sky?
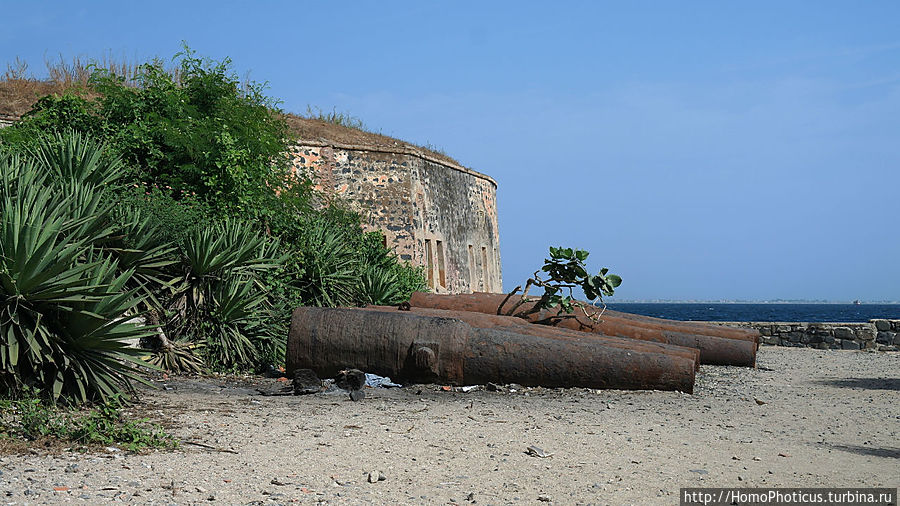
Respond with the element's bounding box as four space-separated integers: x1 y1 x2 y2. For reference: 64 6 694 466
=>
3 1 899 301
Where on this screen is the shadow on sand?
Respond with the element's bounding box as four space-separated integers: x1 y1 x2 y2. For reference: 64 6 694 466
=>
816 377 900 391
825 444 900 459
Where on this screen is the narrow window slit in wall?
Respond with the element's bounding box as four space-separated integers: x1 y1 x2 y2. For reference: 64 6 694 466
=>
425 239 434 289
468 245 476 291
481 246 490 292
476 248 485 292
494 247 500 287
436 240 446 289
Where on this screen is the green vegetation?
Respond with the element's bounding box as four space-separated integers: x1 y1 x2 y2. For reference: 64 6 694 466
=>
0 133 152 404
0 390 174 452
501 247 621 324
0 47 426 408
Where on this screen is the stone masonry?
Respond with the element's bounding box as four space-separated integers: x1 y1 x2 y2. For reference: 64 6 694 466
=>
707 320 900 351
290 141 502 294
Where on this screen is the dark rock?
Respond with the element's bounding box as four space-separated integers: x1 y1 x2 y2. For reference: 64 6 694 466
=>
349 389 366 402
832 327 854 339
292 369 322 395
841 340 861 350
873 319 891 331
876 331 895 345
336 369 367 391
855 327 876 341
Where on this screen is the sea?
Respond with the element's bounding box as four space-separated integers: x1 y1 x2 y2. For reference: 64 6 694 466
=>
604 303 900 323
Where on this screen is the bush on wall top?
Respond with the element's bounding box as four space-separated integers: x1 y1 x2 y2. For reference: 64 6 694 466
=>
1 45 313 228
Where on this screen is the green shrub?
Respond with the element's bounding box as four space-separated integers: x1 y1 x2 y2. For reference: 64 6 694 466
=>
0 136 151 404
163 219 284 372
0 94 105 154
289 218 361 307
357 231 427 305
0 46 310 225
501 247 622 326
0 390 175 451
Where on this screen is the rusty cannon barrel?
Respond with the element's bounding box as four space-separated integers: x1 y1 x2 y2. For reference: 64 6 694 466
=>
407 292 757 367
288 307 696 393
361 305 701 371
599 308 759 344
411 292 759 342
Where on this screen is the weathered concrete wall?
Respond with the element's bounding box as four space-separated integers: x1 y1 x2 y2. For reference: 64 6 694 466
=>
290 141 502 294
707 320 900 351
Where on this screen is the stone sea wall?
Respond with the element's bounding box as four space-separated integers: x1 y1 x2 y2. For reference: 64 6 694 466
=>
707 320 900 351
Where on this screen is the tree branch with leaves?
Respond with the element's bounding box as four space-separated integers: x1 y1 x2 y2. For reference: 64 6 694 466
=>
499 247 621 326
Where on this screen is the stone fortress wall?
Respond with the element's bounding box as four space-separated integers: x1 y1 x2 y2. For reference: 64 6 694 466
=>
290 142 502 294
707 319 900 351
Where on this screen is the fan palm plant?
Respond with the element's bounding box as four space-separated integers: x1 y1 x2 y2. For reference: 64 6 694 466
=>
358 265 406 306
0 149 151 403
292 220 360 307
158 219 283 371
31 130 126 188
199 275 269 370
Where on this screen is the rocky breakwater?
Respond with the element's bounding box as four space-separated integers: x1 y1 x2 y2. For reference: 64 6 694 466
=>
707 320 900 351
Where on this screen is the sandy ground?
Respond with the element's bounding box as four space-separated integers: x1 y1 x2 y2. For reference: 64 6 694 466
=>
1 347 898 505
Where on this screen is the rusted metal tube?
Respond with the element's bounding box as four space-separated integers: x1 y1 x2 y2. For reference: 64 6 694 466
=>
408 292 757 367
416 292 759 342
361 306 701 370
288 307 696 393
599 308 760 343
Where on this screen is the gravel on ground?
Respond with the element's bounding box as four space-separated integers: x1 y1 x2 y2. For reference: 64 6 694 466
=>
1 347 898 505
